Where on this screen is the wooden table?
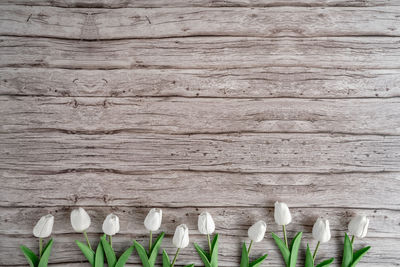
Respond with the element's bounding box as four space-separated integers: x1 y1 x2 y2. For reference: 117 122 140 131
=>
0 1 399 266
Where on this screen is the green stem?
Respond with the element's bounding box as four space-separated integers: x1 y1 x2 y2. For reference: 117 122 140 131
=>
83 231 92 250
247 240 254 255
109 235 112 248
39 238 43 258
207 234 212 255
313 241 320 261
171 248 180 267
149 231 153 253
282 225 288 248
351 235 355 245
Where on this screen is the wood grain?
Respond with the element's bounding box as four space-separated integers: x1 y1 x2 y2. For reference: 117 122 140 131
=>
1 171 399 209
1 96 400 135
2 36 400 70
1 67 400 98
1 5 399 39
2 0 400 8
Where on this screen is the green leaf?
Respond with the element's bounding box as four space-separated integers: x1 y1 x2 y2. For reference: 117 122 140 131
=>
195 243 211 260
240 243 249 267
316 258 334 267
162 249 171 267
350 246 370 267
95 241 104 267
38 239 54 267
305 244 314 267
115 245 134 267
76 240 95 266
289 232 302 267
20 245 39 267
101 236 117 267
210 234 218 267
194 243 211 267
250 254 268 267
341 233 353 267
134 240 151 267
149 232 165 267
271 232 290 267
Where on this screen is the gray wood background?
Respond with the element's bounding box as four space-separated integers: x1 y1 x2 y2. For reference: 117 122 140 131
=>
0 0 399 266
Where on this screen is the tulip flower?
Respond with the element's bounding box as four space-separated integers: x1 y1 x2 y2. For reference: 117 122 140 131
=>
21 214 54 266
240 220 268 267
198 211 215 254
33 214 54 257
71 208 91 248
194 211 220 267
144 208 162 252
341 215 371 267
162 224 191 267
248 220 267 243
311 218 332 262
33 214 54 239
348 215 369 240
272 202 303 267
274 201 292 247
102 213 120 247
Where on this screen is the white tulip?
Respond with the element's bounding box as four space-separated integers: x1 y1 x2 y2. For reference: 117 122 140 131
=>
248 220 267 242
172 224 190 249
274 201 292 226
312 218 331 243
33 214 54 238
70 208 91 233
198 211 215 235
102 213 120 236
348 215 369 238
144 208 162 232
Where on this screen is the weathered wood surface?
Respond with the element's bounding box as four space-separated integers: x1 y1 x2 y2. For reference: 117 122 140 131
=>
3 0 400 8
1 5 400 39
1 68 400 98
0 1 399 266
1 171 399 209
2 37 400 69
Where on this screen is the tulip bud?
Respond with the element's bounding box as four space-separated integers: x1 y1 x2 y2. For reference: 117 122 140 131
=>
198 211 215 235
348 215 369 238
274 201 292 226
33 214 54 238
312 218 331 243
102 213 120 236
248 220 267 242
70 207 91 233
144 208 162 232
172 224 190 249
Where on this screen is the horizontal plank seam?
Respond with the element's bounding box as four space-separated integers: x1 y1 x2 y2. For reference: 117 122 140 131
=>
2 33 400 41
1 128 399 137
2 168 400 175
2 3 400 8
2 94 400 100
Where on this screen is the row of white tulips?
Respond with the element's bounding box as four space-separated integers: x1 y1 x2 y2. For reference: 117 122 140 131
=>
22 202 370 267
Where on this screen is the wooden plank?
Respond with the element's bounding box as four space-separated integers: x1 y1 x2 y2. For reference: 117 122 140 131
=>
2 0 400 8
1 67 400 98
2 36 400 70
1 207 398 266
1 131 399 173
1 96 400 135
0 6 399 40
1 171 399 209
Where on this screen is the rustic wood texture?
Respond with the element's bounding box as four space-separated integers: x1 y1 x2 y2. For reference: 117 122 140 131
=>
0 1 399 267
